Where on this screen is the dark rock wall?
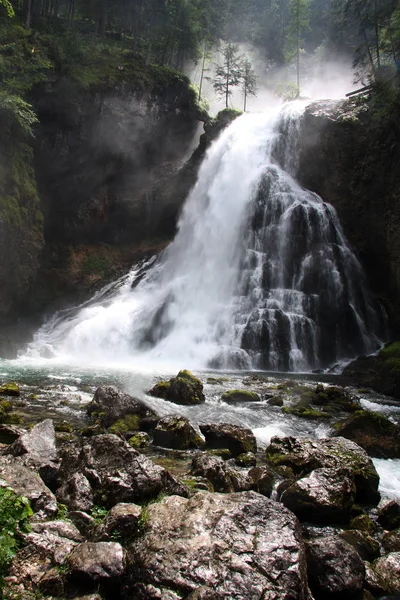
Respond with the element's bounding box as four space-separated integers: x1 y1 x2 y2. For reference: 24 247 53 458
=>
298 99 400 334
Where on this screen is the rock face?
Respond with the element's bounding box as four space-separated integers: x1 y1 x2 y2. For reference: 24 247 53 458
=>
148 370 205 406
56 434 187 508
280 467 356 524
266 436 380 504
297 99 400 335
200 423 257 457
306 536 365 599
87 385 156 428
125 491 310 599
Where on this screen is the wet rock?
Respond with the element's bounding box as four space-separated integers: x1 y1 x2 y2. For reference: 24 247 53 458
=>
306 536 365 599
31 519 84 542
191 453 251 493
0 424 25 444
125 491 309 599
382 528 400 553
148 370 205 406
266 436 380 504
268 395 284 407
339 530 381 561
93 502 142 541
128 431 150 448
372 553 400 594
378 499 400 530
0 458 57 517
56 472 94 512
57 434 187 508
22 529 78 564
6 419 57 463
37 567 64 596
153 415 204 450
221 389 261 403
200 423 257 457
88 385 157 428
350 514 379 535
333 410 400 459
0 381 20 396
68 541 125 582
281 467 356 524
235 452 257 467
313 385 360 413
247 466 275 497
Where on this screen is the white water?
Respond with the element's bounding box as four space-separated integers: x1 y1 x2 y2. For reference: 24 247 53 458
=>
26 102 385 371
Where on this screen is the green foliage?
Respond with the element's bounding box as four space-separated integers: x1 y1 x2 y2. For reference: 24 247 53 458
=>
90 505 108 525
0 93 38 137
56 503 69 520
0 487 32 589
0 0 14 18
108 414 140 435
380 341 400 360
211 42 244 108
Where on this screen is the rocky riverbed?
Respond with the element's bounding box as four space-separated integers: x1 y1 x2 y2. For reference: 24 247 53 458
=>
1 364 400 599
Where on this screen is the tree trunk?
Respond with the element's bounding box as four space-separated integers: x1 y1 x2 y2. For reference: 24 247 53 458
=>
145 38 152 66
199 41 207 101
24 0 32 29
244 88 247 112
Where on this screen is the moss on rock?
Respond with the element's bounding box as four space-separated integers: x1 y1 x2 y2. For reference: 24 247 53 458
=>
148 370 205 406
0 383 20 397
108 415 141 435
334 410 400 458
221 389 261 404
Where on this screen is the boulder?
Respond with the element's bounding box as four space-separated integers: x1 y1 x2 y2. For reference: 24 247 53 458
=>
280 467 356 524
266 436 380 504
221 389 261 403
68 542 125 582
306 536 365 599
128 431 150 449
371 553 400 594
153 416 204 450
57 434 187 508
124 491 309 599
200 423 257 457
56 472 94 513
191 453 251 493
0 458 57 518
31 520 83 542
247 466 275 497
333 410 400 458
0 382 20 396
6 419 57 463
339 530 381 562
87 385 157 428
382 528 400 553
148 370 205 406
93 502 142 542
235 452 257 467
67 511 96 537
378 499 400 530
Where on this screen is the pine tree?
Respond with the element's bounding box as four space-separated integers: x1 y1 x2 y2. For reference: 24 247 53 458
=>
285 0 310 93
212 42 243 108
242 59 257 111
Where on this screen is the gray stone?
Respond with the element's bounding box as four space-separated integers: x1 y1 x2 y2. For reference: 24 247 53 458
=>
68 541 125 581
87 385 157 427
67 511 96 537
247 466 275 497
382 528 400 553
94 502 142 541
153 415 204 450
7 419 57 462
56 472 94 512
281 467 356 524
372 552 400 594
306 536 365 598
266 436 380 504
378 499 400 530
200 423 257 457
339 529 380 562
191 453 251 493
0 458 57 518
31 519 83 542
57 434 187 508
125 491 309 599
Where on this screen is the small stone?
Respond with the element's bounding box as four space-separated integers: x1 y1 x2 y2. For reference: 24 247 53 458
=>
56 473 94 512
68 542 125 581
128 431 150 448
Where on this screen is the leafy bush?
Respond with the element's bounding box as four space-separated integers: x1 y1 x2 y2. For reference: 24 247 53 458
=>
0 487 32 589
0 92 38 137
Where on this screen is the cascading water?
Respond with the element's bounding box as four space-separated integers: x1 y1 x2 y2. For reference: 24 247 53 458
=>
27 102 386 371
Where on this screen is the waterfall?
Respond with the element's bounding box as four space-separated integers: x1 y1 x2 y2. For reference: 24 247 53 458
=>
27 102 386 371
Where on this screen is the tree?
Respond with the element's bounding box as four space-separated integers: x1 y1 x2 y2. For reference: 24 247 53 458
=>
0 0 14 17
212 42 243 108
285 0 310 92
241 58 257 111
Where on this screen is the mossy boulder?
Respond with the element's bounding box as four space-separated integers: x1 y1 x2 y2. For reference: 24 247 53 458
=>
128 432 150 449
200 423 257 457
235 452 257 467
339 530 380 561
0 382 20 397
349 514 379 535
88 386 157 428
221 390 261 404
108 415 141 435
282 399 330 420
153 416 204 450
333 410 400 458
265 436 380 505
343 342 400 399
148 370 205 406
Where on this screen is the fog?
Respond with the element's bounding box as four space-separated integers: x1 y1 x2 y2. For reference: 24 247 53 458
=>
188 43 358 116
